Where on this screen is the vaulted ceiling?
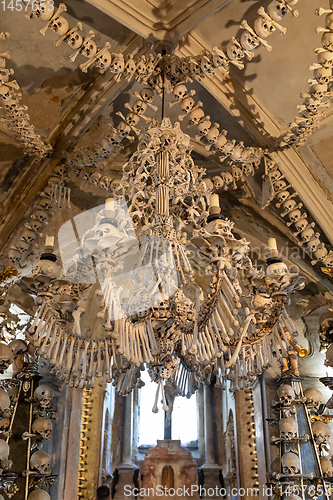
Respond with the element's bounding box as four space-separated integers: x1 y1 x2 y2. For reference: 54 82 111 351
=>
0 0 333 311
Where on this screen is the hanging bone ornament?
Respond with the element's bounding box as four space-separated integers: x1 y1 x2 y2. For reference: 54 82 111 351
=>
55 22 83 48
30 450 51 475
39 3 68 36
80 42 111 73
70 31 96 62
178 99 202 121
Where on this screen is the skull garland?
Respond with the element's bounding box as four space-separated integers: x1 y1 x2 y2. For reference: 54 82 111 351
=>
30 450 51 475
303 387 323 411
281 452 300 475
277 384 295 406
34 385 54 409
31 417 52 440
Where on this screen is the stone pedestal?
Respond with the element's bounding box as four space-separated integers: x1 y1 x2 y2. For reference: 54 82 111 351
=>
200 465 222 500
113 465 137 499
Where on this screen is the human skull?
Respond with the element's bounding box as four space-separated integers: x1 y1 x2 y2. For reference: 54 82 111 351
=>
281 452 300 475
282 199 297 213
127 113 140 126
300 227 315 243
277 190 291 204
288 209 302 224
28 490 50 500
30 450 51 475
34 385 54 408
294 218 308 233
267 0 288 21
140 87 154 103
307 237 321 252
66 30 83 49
100 175 111 190
312 420 330 444
317 50 333 68
270 169 282 182
320 456 333 478
8 247 21 263
0 84 12 100
180 97 194 114
0 343 14 372
223 172 235 186
279 417 298 439
111 54 125 73
309 82 328 97
240 30 259 51
274 179 287 192
323 252 333 267
0 439 10 467
314 67 332 84
229 144 243 161
226 40 244 61
254 16 276 38
117 121 131 138
267 261 288 277
9 339 28 358
35 0 54 20
212 176 224 189
96 50 112 71
133 99 147 115
50 16 69 35
32 417 53 440
21 227 37 243
314 245 328 262
33 209 49 223
188 107 205 125
89 172 102 185
0 389 11 419
304 388 322 409
81 40 97 58
232 166 243 181
173 84 187 100
197 118 211 136
207 127 221 144
321 32 333 51
277 384 295 406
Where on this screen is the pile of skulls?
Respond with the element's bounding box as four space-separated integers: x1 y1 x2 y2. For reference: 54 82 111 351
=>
0 33 52 157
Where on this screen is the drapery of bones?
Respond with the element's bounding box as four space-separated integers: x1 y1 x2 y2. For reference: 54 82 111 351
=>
16 118 306 409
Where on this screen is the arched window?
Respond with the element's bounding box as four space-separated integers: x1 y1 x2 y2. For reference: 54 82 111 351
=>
138 368 198 448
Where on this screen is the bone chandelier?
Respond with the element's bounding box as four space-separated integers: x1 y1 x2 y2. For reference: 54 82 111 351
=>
15 54 307 410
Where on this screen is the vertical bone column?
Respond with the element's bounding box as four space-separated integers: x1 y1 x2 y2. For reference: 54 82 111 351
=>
156 149 170 217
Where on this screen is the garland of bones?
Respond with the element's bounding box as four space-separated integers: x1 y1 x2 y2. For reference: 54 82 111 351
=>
1 0 333 404
4 0 333 273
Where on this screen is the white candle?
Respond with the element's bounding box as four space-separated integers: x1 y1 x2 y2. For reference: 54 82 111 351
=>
268 238 277 250
105 198 115 211
45 236 54 248
209 194 220 208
